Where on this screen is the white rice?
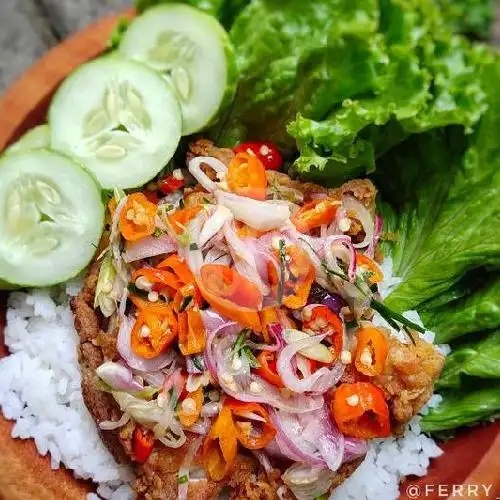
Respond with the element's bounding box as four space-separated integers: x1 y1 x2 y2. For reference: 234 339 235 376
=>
0 282 135 500
0 256 446 500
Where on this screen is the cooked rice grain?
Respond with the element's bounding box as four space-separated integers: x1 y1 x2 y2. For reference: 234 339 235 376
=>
0 285 134 499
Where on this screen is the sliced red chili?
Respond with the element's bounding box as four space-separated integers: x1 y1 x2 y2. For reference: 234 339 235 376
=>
133 426 155 464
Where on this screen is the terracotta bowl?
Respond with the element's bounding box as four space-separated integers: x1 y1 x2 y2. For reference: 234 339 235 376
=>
0 10 499 500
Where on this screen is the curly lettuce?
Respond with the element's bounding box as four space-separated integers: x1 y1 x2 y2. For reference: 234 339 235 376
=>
379 55 498 311
287 0 490 184
437 0 494 38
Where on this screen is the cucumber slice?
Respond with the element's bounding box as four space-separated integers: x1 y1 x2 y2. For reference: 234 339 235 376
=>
0 279 19 290
49 56 181 189
6 125 50 154
0 150 104 287
118 4 236 136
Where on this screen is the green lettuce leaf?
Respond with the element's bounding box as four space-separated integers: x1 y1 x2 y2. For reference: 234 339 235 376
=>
437 0 494 38
421 276 500 343
287 0 489 184
216 0 351 148
381 55 499 311
421 383 500 432
436 330 500 389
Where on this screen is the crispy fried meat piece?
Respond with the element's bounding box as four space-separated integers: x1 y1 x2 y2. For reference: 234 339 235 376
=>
73 262 280 499
187 138 234 167
373 335 445 427
266 171 377 213
72 261 130 464
327 179 377 213
340 331 444 428
266 171 327 202
134 435 227 500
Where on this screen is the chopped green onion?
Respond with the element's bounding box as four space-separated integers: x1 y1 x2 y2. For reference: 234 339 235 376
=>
192 356 205 371
153 228 166 238
203 197 214 204
277 239 287 304
179 295 193 312
232 329 249 358
242 346 260 368
299 237 425 335
177 474 188 484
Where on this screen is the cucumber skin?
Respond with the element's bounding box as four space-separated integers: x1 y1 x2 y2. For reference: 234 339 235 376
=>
48 55 182 190
0 148 105 288
5 124 51 155
119 4 239 136
0 279 20 290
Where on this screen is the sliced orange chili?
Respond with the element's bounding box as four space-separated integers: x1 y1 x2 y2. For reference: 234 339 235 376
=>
131 304 178 359
178 309 206 356
356 253 384 284
224 399 276 450
201 406 238 480
302 305 344 361
119 193 157 241
172 283 204 313
157 254 195 285
197 265 263 331
130 294 170 311
255 351 284 388
354 327 388 377
268 244 315 309
227 151 268 201
291 198 340 233
168 205 202 235
332 382 390 439
133 426 155 464
177 386 204 428
132 267 183 291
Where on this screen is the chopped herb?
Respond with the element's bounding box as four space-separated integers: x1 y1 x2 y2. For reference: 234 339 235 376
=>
299 237 425 335
177 474 188 484
203 197 214 204
153 228 166 238
232 329 250 358
345 320 358 329
179 295 193 312
128 283 149 299
314 495 328 500
231 329 260 367
371 299 424 335
193 356 205 372
242 346 260 368
277 239 287 304
189 242 199 251
179 198 185 209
